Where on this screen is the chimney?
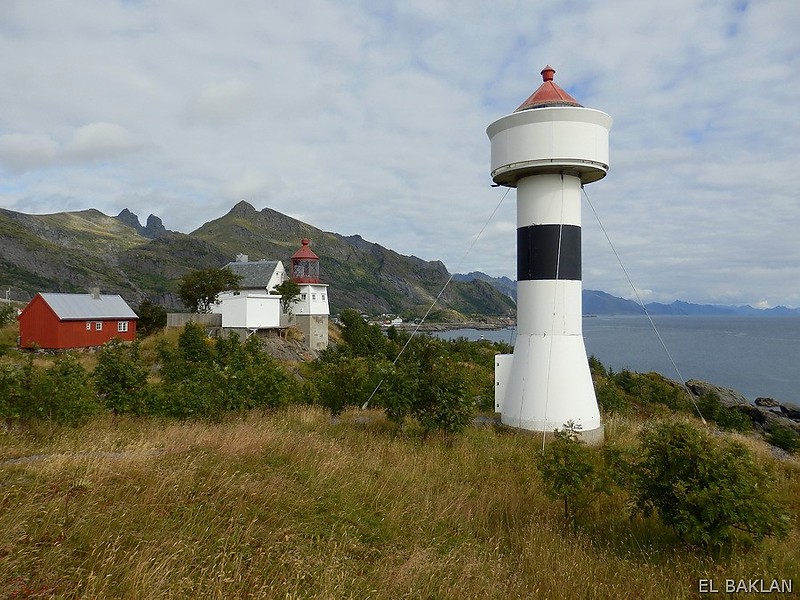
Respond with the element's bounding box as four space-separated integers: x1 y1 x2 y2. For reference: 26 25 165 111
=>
236 253 249 263
90 287 101 299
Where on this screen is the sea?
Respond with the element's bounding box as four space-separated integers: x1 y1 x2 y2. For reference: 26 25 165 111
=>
434 316 800 406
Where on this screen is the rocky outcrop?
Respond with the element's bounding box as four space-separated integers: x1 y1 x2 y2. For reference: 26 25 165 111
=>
115 209 169 239
686 379 800 435
144 214 168 238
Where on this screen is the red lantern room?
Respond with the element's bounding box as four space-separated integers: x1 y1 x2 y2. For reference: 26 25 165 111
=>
290 239 320 283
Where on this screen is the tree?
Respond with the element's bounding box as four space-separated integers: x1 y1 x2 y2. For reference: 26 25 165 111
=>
271 279 301 314
93 338 149 414
0 303 15 327
339 309 389 358
536 422 603 522
35 355 100 425
178 268 242 313
630 419 790 548
136 299 167 336
382 338 473 439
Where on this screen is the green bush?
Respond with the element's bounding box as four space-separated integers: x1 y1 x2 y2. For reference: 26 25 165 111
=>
694 391 752 432
595 379 630 415
536 423 604 521
338 309 389 358
215 334 299 411
135 299 167 337
0 303 15 327
630 419 790 548
312 354 388 416
34 355 100 426
766 426 800 454
611 370 691 412
382 338 473 438
94 339 149 414
152 330 299 420
0 363 24 424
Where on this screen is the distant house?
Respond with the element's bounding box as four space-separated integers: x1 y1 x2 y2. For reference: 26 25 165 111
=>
212 256 287 331
18 292 138 349
212 243 330 351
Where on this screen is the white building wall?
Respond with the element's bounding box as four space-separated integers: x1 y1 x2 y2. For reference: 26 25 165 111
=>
293 284 330 316
213 293 281 329
265 262 287 292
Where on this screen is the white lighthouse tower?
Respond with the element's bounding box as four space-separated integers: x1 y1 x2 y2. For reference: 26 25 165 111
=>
489 65 611 442
290 239 330 351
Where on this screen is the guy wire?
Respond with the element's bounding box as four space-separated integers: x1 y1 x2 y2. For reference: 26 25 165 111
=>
582 186 707 425
361 186 513 410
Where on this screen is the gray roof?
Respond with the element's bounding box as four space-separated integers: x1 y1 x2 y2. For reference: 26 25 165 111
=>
39 293 138 320
225 261 280 289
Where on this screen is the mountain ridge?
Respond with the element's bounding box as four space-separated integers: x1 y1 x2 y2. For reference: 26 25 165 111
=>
2 203 795 318
0 202 516 319
456 272 800 317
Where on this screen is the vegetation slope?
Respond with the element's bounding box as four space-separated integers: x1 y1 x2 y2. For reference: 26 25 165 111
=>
0 316 798 598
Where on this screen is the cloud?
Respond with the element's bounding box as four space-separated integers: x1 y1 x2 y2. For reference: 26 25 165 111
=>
65 122 143 161
183 79 260 126
1 0 799 306
0 133 58 172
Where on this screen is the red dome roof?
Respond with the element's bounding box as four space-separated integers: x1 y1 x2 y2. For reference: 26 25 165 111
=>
515 65 582 112
291 238 319 260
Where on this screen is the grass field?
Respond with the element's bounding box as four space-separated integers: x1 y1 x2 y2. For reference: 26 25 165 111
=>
1 408 798 599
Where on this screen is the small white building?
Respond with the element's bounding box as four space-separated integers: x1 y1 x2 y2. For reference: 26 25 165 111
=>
213 257 286 330
213 244 330 351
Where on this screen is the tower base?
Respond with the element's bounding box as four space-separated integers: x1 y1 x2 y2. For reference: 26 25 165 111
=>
294 314 329 351
494 333 602 436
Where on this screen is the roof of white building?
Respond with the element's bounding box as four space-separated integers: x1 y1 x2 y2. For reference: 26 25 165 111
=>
224 260 283 289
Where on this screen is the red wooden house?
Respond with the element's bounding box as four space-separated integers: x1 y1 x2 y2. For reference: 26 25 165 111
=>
18 292 138 350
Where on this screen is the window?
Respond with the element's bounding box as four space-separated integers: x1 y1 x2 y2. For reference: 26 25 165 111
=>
322 294 326 301
301 293 307 300
95 322 103 331
117 321 129 332
86 322 92 331
312 294 317 301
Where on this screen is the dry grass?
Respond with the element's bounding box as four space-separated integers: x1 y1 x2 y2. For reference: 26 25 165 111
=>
1 409 798 599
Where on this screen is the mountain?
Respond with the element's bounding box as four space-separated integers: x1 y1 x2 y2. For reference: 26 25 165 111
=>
453 271 516 302
453 274 800 317
0 202 516 319
115 209 170 239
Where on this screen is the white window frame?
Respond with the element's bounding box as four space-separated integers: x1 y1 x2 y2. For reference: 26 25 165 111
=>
117 321 129 332
95 322 103 331
86 322 92 331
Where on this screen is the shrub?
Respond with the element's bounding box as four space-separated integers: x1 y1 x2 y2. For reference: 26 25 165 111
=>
93 339 149 414
135 300 167 337
312 354 387 416
34 355 100 426
694 391 752 432
0 363 23 424
157 323 213 383
0 303 15 327
630 419 790 548
536 422 604 521
595 379 629 415
215 334 298 411
766 426 800 454
383 338 473 438
151 331 299 420
338 309 389 358
611 370 691 412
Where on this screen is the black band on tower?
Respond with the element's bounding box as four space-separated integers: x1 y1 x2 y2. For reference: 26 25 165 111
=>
517 224 581 281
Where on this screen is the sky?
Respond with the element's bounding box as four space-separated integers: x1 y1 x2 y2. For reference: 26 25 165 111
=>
1 1 799 308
